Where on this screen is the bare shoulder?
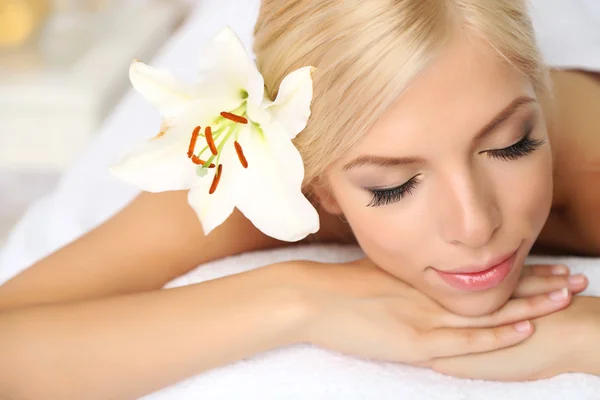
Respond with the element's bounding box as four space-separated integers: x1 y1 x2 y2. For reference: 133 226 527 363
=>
539 70 600 255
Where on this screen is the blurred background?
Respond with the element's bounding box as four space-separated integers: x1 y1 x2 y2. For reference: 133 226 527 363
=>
0 0 191 243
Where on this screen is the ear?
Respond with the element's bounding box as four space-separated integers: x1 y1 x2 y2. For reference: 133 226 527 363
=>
311 183 343 215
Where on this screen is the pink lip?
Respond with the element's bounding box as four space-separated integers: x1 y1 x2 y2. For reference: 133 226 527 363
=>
447 251 517 274
435 250 518 292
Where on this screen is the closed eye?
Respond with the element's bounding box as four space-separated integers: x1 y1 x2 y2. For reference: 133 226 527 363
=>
367 176 420 207
484 120 545 161
365 120 544 208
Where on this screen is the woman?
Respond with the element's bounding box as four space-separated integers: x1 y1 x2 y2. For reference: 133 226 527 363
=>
0 0 599 398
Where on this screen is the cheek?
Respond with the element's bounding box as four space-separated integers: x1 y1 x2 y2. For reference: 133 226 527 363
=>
332 184 426 278
349 208 412 254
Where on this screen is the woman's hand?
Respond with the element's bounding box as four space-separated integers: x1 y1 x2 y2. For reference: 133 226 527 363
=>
419 295 599 381
514 263 587 297
289 259 587 365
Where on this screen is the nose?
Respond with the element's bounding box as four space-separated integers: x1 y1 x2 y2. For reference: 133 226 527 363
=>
437 168 502 248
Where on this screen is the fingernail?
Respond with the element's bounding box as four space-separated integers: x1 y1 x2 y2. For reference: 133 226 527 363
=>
514 321 532 333
568 274 585 285
552 265 569 275
549 287 569 302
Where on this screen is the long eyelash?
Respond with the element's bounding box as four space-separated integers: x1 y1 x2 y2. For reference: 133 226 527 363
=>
487 121 545 161
365 122 542 208
367 177 419 207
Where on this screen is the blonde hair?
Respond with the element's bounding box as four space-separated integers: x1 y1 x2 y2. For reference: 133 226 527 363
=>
254 0 550 187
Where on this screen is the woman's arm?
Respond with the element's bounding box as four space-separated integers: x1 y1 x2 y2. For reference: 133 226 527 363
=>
579 303 600 375
0 258 572 399
0 190 285 311
0 263 309 400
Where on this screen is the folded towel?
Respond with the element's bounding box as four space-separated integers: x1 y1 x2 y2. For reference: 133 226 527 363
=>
137 244 600 400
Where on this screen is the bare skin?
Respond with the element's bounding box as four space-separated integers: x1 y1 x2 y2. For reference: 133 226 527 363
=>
0 70 598 399
536 70 600 255
315 69 600 257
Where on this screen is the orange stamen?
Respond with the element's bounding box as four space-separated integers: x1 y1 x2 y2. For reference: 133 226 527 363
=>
209 164 223 194
187 126 201 158
234 141 248 168
205 126 218 155
153 131 166 140
221 111 248 124
191 156 215 168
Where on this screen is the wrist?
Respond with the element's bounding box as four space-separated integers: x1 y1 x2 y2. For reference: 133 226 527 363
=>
257 261 321 347
564 297 600 376
580 312 600 375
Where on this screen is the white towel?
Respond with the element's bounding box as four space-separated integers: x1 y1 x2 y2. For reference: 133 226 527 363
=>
2 0 600 281
137 244 600 400
1 0 600 398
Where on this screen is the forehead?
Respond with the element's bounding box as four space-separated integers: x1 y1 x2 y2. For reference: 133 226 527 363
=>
346 32 534 158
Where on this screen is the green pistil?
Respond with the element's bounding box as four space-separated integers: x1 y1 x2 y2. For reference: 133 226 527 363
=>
194 126 225 165
196 167 208 177
194 102 249 177
194 128 230 176
215 125 239 166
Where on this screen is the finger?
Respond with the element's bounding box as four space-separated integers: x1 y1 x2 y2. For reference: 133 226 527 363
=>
419 321 534 359
444 288 572 328
522 264 570 277
513 274 588 297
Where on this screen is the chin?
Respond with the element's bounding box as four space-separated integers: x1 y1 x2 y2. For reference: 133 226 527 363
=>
440 289 514 317
432 264 523 317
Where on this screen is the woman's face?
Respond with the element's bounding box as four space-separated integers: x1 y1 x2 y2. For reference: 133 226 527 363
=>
322 33 553 316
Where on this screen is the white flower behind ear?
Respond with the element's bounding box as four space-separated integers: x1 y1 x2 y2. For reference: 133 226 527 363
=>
110 27 320 242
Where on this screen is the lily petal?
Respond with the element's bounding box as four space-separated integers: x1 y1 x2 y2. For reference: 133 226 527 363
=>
236 123 320 242
110 98 231 192
196 27 265 108
129 61 192 117
267 66 314 139
188 183 236 236
187 139 245 235
110 133 196 193
245 100 272 127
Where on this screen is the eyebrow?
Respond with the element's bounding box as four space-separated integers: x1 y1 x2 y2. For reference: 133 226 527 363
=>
343 95 537 171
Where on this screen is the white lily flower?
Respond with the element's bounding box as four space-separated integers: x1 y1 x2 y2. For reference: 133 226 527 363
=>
110 27 320 242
